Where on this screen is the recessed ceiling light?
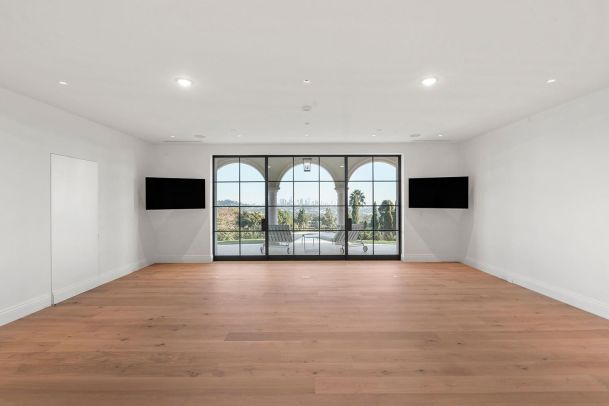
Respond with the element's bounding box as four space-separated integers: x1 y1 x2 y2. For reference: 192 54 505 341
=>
58 81 68 86
304 134 310 137
546 78 556 84
170 135 176 138
175 77 193 88
371 134 377 137
303 79 311 84
421 76 438 87
437 134 444 137
339 164 344 168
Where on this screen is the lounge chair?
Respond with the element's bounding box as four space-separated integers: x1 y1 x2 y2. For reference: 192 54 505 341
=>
332 224 368 254
260 224 293 254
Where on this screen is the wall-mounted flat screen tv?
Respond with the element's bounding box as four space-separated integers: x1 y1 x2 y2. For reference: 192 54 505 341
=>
409 176 468 209
146 177 205 210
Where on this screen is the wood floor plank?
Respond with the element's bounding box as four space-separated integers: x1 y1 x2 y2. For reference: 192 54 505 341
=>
314 375 608 394
1 261 608 405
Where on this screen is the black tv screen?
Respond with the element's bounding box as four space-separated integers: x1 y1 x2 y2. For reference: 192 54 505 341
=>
146 177 205 210
409 176 468 209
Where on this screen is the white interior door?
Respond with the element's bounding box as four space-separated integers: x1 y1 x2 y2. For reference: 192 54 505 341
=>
51 154 98 303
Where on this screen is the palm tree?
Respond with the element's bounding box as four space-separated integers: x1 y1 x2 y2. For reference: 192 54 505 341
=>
349 189 366 225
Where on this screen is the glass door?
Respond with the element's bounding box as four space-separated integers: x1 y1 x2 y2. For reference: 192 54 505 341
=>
266 156 346 258
267 156 296 257
214 156 266 258
346 156 400 257
213 155 400 260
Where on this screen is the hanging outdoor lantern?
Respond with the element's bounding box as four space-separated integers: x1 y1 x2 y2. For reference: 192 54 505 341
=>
303 158 312 172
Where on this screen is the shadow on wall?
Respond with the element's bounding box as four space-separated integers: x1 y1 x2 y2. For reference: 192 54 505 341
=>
146 209 209 261
137 178 156 261
461 181 475 258
404 180 474 261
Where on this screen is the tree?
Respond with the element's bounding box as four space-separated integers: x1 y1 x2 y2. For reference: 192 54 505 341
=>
217 207 238 232
321 208 336 229
216 208 239 242
349 189 366 225
378 200 395 240
372 203 379 230
277 208 293 227
240 210 263 230
295 208 309 230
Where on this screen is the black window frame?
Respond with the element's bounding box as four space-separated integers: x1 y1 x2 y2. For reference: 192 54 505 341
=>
213 155 401 261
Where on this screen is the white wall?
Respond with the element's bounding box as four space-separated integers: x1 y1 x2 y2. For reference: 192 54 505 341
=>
146 142 470 263
462 87 609 319
0 87 153 325
51 155 99 303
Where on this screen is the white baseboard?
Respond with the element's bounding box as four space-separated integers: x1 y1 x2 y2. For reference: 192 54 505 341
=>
0 293 52 326
97 259 153 286
464 257 609 320
52 274 103 304
402 254 463 262
154 255 213 263
462 257 509 281
52 258 152 304
0 259 152 326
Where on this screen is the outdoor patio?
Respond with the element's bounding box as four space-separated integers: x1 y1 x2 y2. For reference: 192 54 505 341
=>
216 232 398 256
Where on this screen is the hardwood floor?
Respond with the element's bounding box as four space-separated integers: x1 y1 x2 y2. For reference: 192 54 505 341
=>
1 261 609 405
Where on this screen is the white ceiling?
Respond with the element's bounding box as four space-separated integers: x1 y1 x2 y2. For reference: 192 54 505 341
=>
1 0 609 144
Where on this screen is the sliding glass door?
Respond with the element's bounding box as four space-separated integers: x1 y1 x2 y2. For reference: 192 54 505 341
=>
213 155 400 260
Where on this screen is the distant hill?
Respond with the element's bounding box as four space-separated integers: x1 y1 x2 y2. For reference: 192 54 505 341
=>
217 199 239 206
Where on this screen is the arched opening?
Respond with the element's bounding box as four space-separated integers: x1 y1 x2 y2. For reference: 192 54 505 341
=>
266 157 347 256
215 159 265 182
214 157 266 256
344 156 399 256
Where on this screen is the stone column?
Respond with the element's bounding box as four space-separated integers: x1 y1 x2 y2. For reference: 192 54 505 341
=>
335 184 346 229
268 183 280 224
